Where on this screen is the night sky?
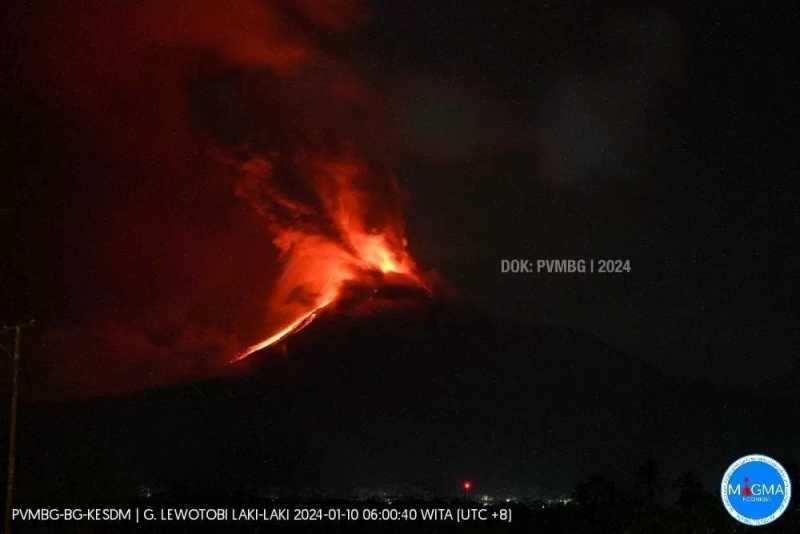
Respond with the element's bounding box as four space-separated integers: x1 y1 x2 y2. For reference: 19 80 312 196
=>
0 0 798 505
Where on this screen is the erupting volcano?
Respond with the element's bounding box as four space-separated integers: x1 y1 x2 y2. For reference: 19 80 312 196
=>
230 153 428 363
13 0 437 397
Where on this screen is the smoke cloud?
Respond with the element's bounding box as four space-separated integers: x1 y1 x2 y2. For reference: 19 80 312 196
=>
8 0 421 398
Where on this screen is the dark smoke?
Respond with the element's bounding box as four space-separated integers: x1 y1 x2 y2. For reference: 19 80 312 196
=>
4 0 407 398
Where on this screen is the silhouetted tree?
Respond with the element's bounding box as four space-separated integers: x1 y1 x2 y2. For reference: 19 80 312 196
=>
573 475 618 509
674 471 705 511
637 458 660 502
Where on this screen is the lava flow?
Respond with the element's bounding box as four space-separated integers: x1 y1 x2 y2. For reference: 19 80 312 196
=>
231 300 330 363
230 154 426 363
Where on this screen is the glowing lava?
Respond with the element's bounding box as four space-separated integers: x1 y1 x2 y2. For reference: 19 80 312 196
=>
229 153 425 363
231 300 331 363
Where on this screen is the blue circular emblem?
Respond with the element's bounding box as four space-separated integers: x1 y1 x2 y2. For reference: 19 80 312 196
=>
721 454 792 526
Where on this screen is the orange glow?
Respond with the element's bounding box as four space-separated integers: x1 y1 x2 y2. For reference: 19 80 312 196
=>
229 152 426 363
231 300 331 363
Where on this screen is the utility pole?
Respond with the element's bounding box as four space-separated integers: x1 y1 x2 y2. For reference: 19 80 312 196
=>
3 320 33 534
462 480 472 500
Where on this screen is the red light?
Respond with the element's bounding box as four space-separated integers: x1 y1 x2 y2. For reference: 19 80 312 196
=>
463 481 472 491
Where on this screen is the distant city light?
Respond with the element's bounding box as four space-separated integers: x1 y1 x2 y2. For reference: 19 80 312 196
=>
463 481 472 491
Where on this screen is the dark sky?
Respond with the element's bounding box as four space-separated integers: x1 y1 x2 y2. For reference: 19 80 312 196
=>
1 3 798 393
365 3 799 387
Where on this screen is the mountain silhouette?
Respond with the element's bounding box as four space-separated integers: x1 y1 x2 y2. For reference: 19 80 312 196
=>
9 298 799 501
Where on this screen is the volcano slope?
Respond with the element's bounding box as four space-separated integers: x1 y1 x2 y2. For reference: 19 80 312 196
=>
10 298 798 500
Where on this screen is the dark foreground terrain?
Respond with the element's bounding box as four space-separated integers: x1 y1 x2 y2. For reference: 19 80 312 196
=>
3 300 798 533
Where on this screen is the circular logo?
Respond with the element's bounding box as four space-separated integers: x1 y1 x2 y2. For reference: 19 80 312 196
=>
721 454 792 526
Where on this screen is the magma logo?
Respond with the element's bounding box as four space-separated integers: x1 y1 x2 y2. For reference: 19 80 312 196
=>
721 454 791 526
